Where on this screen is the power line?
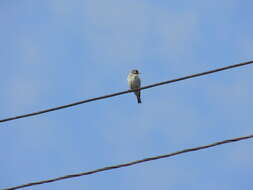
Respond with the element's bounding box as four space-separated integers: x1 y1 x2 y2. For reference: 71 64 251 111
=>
1 60 253 123
3 133 253 190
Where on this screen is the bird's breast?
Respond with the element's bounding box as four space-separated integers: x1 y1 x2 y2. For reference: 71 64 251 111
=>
128 75 140 89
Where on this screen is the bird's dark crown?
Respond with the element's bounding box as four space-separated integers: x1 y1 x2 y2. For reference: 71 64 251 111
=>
131 69 139 74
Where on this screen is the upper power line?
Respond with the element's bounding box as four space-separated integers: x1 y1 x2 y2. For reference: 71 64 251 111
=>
1 60 253 124
3 133 253 190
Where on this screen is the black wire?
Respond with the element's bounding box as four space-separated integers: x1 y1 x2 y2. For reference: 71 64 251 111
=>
1 60 253 123
3 133 253 190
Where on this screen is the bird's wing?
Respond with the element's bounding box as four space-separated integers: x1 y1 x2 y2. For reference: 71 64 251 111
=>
136 77 141 87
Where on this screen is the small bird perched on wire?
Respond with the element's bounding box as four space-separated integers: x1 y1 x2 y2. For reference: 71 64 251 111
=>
127 69 142 104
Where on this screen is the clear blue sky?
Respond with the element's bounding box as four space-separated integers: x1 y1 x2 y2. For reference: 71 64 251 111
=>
1 0 253 189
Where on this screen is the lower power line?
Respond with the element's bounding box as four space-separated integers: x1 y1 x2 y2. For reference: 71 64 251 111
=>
3 133 253 190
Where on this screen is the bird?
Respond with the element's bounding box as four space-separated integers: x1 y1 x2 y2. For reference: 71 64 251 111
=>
127 69 142 104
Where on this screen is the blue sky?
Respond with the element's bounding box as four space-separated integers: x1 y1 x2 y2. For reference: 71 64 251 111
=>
1 0 253 189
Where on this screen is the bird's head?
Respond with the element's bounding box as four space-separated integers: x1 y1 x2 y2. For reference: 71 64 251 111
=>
131 69 140 75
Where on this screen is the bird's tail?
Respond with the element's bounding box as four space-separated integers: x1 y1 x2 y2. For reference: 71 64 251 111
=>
135 91 142 104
